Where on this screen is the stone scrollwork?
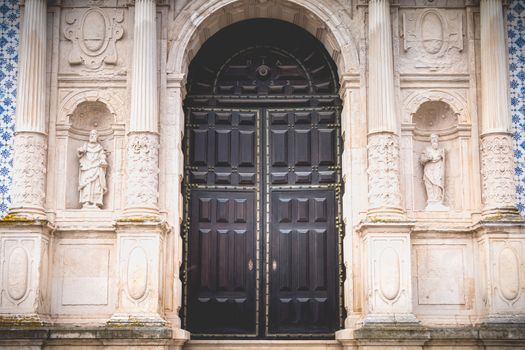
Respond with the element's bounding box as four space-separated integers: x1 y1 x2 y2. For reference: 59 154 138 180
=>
126 133 159 211
367 133 402 210
11 133 47 211
64 7 124 70
480 134 516 210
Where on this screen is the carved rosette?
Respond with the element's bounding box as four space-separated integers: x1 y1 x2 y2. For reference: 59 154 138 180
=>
367 133 403 216
10 132 47 216
125 133 159 215
480 134 518 214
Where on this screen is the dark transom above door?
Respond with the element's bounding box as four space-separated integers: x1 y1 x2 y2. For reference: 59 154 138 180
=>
182 19 343 339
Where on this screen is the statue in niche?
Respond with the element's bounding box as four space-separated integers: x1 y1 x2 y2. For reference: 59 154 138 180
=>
78 129 108 209
419 133 448 211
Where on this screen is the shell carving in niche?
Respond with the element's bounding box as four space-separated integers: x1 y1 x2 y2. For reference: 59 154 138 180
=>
126 246 148 301
7 246 29 301
498 247 521 302
379 247 401 301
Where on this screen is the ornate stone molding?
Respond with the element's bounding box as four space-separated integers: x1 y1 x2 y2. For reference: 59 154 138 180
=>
125 133 159 215
480 133 518 216
367 133 403 217
10 133 47 217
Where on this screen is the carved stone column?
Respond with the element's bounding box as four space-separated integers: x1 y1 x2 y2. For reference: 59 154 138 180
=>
367 0 404 219
477 0 525 325
0 0 51 325
125 0 160 218
111 0 170 329
355 0 417 328
479 0 520 218
10 0 48 219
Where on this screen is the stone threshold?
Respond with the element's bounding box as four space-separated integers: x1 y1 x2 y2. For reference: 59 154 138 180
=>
0 325 524 348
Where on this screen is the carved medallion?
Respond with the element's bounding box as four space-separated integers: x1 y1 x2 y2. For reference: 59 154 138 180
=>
64 8 124 70
401 9 464 71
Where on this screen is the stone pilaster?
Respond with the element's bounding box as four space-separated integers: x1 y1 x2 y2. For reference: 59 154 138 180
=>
479 0 520 218
124 0 160 218
367 0 404 219
9 0 47 219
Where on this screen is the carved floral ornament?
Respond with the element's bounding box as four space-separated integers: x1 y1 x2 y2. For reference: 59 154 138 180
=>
11 134 47 209
126 134 159 208
367 133 402 208
480 134 516 208
64 7 124 70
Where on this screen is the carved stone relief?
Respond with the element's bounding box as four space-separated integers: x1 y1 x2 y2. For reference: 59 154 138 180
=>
64 7 124 70
480 134 516 210
367 133 402 210
400 9 466 72
11 133 47 210
486 238 525 315
0 236 36 310
126 133 159 211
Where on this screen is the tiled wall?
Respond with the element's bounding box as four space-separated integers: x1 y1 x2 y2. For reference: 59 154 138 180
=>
509 0 525 216
0 2 524 216
0 0 18 216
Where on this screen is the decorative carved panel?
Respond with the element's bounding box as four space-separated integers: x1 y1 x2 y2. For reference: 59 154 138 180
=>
399 9 466 73
64 7 124 70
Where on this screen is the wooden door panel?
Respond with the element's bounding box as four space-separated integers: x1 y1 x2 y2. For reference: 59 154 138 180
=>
188 109 257 186
187 190 256 335
268 110 338 185
269 190 338 334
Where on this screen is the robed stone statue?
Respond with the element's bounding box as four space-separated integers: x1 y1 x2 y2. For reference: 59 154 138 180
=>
419 134 448 211
78 130 108 209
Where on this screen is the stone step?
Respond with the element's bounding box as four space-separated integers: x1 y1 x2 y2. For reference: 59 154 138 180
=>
184 340 342 350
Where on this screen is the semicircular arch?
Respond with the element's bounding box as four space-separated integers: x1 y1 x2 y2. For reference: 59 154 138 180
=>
167 0 360 78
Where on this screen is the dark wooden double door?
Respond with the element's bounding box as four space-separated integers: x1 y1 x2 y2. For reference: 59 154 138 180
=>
184 107 341 338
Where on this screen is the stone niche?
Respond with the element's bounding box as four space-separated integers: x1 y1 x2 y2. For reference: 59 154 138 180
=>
65 101 115 210
402 99 473 216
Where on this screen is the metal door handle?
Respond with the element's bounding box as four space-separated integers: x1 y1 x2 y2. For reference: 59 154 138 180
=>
248 259 253 271
272 259 277 271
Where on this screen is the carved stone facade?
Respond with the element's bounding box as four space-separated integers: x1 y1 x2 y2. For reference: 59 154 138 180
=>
0 0 524 349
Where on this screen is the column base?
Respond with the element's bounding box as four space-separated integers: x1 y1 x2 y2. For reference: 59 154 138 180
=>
481 206 523 221
367 206 406 221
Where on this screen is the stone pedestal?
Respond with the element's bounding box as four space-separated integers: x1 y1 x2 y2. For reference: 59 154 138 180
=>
108 220 167 326
358 222 418 325
476 223 525 324
0 219 52 326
